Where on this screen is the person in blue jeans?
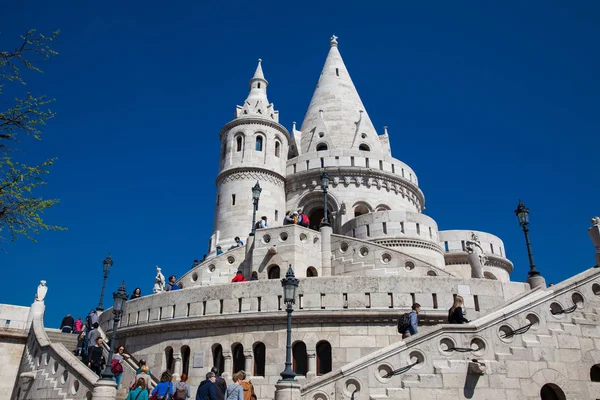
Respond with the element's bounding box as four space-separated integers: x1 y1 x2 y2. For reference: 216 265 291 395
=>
112 345 130 388
402 303 421 339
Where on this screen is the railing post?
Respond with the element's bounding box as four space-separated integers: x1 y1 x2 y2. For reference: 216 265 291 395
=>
92 379 117 400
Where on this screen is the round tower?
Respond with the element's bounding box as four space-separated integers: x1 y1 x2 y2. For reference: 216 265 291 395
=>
209 60 290 254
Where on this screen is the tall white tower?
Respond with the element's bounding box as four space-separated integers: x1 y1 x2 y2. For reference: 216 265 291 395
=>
209 60 290 254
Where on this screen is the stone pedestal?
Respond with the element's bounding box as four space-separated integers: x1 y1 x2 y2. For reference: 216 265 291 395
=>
306 352 316 380
320 226 333 277
26 302 45 333
467 253 484 279
92 379 118 400
527 274 546 290
222 351 232 381
172 352 182 381
274 381 302 400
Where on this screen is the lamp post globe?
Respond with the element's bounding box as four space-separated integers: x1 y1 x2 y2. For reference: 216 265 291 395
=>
279 265 299 382
250 181 262 236
101 281 128 381
96 254 113 311
320 170 331 227
514 200 540 277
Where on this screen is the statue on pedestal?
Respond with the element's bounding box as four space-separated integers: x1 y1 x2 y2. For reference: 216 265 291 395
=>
153 267 165 293
465 233 486 278
35 280 48 303
589 217 600 267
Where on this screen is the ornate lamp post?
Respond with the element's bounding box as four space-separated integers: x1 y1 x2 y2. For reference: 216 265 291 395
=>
320 170 330 227
279 265 299 382
249 181 262 236
514 200 540 277
96 254 113 311
101 281 128 380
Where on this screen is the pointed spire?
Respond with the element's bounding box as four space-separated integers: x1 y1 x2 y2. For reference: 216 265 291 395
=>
235 59 277 121
299 36 383 155
252 58 266 82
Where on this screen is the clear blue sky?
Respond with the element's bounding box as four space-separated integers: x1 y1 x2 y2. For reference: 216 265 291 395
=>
1 1 599 327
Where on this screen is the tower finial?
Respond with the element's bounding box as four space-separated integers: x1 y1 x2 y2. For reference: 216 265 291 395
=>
330 35 338 48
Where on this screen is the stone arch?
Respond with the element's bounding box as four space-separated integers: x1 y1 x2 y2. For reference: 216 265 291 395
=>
267 265 280 279
164 346 174 373
484 272 498 280
375 204 391 211
352 201 372 217
231 343 245 374
591 364 600 381
275 140 281 157
255 134 264 152
540 383 566 400
181 345 191 376
212 344 225 376
253 342 266 377
316 143 328 151
307 266 318 277
234 132 245 152
358 143 370 151
292 341 308 375
531 369 569 399
297 190 340 232
316 340 332 375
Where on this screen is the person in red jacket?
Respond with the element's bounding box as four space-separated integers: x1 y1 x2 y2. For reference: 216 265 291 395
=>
231 271 247 282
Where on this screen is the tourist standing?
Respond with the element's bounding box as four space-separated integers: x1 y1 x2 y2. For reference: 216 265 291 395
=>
130 288 142 300
151 371 174 399
87 337 106 377
86 309 99 329
237 371 255 400
211 367 227 400
165 276 180 291
196 371 217 400
86 323 101 362
448 296 470 324
283 211 294 225
112 345 130 388
131 365 151 392
231 271 247 283
259 216 268 229
74 317 83 333
60 314 74 333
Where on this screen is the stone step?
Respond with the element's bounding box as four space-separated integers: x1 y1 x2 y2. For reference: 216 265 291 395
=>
45 330 80 353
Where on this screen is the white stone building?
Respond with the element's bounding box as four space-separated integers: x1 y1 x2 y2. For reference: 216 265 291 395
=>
9 37 600 400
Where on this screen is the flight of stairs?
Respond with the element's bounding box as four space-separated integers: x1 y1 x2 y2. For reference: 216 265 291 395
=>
45 329 80 354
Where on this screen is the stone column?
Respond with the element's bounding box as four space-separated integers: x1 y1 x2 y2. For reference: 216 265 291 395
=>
306 352 316 380
274 381 302 400
172 351 182 382
92 379 117 400
222 351 232 381
320 226 333 276
588 217 600 267
244 350 253 376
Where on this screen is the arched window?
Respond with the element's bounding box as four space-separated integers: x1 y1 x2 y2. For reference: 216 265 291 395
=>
275 141 281 157
181 345 191 375
316 143 328 151
236 136 243 152
256 136 263 151
307 267 318 277
483 272 497 280
354 203 370 217
316 341 332 375
268 265 280 279
540 383 566 400
212 344 225 376
375 204 391 212
232 343 245 374
253 342 266 376
292 342 308 375
165 346 174 373
591 365 600 381
427 270 437 277
359 144 370 151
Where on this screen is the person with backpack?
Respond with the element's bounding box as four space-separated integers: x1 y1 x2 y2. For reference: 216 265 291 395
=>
398 303 421 339
151 371 174 399
448 296 470 324
86 309 99 329
225 372 243 400
112 345 130 388
237 371 255 400
126 378 149 400
297 212 309 228
173 373 191 399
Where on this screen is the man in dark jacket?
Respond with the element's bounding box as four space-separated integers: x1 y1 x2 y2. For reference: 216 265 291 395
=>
60 314 75 333
211 367 227 400
196 371 217 400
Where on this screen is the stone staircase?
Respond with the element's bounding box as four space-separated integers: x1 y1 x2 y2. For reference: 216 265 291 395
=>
45 329 79 354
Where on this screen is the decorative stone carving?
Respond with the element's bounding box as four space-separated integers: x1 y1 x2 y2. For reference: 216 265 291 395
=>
35 280 47 303
154 266 165 293
340 202 347 215
588 217 600 266
219 171 284 187
466 233 486 279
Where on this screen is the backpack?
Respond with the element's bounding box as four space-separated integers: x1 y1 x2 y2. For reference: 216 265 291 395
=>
255 221 261 229
397 312 411 333
301 214 309 225
111 359 123 375
173 383 187 400
240 381 255 400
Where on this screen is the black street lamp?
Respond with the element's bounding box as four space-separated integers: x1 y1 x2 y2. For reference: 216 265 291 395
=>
279 265 299 382
101 281 128 381
320 170 330 227
96 254 113 311
249 181 262 236
514 200 540 277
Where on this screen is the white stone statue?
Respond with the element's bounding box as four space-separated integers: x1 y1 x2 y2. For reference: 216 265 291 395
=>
153 266 165 293
465 233 486 279
35 280 47 302
592 216 600 227
588 217 600 266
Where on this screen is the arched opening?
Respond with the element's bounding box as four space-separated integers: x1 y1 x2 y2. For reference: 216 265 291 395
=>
275 141 281 157
232 343 245 374
483 272 498 280
316 341 332 375
236 136 243 152
292 341 308 375
268 265 280 279
591 364 600 381
253 342 266 376
212 344 225 376
375 204 391 212
181 345 191 376
540 383 566 400
256 136 263 151
298 192 339 234
165 346 174 373
427 270 437 277
316 143 328 151
307 267 318 277
358 144 370 151
354 203 370 218
307 208 327 231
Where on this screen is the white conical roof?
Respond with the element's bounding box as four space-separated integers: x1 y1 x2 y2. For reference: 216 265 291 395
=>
235 59 278 122
299 36 383 155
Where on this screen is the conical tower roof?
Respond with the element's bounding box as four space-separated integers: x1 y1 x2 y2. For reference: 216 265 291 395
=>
235 59 278 122
299 36 383 155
